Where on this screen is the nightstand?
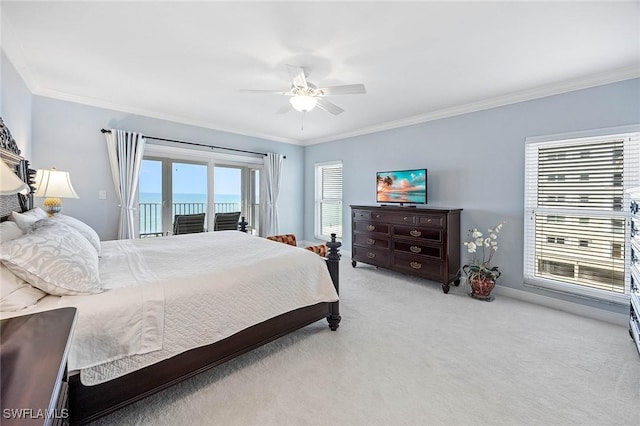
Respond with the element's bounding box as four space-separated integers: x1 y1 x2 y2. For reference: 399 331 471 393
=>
1 307 77 426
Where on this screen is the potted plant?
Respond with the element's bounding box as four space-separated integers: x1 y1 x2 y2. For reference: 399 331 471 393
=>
462 222 505 301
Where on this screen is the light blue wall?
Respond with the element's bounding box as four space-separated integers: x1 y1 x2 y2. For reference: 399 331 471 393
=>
304 78 640 312
1 50 32 158
30 96 304 241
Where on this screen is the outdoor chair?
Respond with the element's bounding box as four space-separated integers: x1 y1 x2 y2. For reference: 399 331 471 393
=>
213 211 241 231
173 213 206 235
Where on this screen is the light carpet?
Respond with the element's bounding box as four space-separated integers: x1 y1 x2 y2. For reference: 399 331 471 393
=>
91 259 640 426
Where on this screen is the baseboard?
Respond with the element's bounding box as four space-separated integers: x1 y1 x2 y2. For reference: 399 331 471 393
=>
493 285 628 326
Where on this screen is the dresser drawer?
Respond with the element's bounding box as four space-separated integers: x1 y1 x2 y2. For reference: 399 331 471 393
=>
417 214 445 229
393 225 443 243
354 233 390 250
354 221 390 235
374 211 416 225
353 209 371 220
393 240 442 260
353 246 390 267
393 253 443 280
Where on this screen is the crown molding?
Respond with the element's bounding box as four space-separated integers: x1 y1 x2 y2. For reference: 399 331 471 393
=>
32 87 303 145
303 66 640 145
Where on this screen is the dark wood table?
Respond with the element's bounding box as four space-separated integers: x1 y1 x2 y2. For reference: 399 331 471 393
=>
1 307 77 426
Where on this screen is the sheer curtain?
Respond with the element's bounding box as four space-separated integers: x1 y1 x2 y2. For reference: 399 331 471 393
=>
261 152 283 237
105 129 146 239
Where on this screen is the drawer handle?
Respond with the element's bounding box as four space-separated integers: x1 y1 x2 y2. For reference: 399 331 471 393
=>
375 214 380 219
367 225 376 231
410 246 422 253
427 218 432 222
367 238 375 245
410 230 422 237
410 261 422 270
367 252 376 259
404 216 409 221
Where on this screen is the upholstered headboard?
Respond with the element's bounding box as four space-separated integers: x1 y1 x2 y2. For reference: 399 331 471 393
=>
0 117 35 220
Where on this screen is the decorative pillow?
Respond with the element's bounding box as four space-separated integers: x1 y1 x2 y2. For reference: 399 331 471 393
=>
51 214 101 255
0 263 46 311
305 244 328 257
10 211 39 233
27 207 49 220
0 220 102 296
266 234 297 246
0 221 24 243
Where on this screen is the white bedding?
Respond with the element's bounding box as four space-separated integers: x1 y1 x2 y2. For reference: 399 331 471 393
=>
2 231 338 385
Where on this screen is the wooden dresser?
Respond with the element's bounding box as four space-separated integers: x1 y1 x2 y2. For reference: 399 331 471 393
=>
350 205 462 293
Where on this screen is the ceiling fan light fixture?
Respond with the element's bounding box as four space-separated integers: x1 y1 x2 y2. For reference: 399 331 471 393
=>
289 95 317 112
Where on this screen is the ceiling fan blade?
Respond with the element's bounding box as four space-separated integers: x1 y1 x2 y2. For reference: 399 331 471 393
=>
315 84 366 96
239 89 290 95
286 64 308 88
316 98 344 115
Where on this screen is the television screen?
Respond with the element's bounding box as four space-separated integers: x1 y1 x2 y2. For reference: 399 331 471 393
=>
376 169 427 204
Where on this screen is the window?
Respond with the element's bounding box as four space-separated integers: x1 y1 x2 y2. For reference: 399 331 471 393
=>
315 161 343 240
524 131 640 303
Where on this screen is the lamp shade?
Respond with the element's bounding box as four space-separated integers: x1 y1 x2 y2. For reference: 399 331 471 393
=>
0 160 30 195
289 95 318 112
34 169 79 199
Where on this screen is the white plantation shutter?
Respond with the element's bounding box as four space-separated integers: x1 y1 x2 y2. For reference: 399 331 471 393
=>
315 162 343 240
524 131 640 303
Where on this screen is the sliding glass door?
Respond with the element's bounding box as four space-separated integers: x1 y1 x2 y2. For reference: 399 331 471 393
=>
213 165 261 234
139 152 262 237
139 158 208 236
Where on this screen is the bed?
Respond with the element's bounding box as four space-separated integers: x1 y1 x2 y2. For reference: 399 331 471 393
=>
0 121 341 424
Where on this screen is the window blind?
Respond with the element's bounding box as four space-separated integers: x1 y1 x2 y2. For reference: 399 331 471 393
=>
316 162 343 240
524 132 640 303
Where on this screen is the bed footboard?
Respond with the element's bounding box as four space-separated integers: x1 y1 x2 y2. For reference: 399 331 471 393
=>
326 233 341 331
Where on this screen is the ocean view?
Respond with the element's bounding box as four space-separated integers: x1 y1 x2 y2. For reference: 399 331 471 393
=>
139 192 240 204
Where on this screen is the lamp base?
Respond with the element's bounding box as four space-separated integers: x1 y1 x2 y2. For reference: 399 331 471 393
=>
43 197 62 217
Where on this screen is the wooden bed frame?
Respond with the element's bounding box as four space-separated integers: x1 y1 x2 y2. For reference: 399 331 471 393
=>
0 118 341 425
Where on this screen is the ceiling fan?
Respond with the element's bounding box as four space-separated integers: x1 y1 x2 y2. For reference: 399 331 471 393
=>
240 65 366 115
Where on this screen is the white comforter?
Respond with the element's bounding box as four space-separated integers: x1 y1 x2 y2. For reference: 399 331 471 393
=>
15 232 339 385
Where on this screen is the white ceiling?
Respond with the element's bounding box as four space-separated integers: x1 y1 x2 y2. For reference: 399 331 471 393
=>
2 1 639 145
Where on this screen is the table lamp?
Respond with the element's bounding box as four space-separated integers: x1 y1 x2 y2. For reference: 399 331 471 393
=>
0 160 30 195
34 168 79 216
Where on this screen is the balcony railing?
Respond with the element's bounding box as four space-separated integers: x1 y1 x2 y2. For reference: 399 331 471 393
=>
139 202 240 236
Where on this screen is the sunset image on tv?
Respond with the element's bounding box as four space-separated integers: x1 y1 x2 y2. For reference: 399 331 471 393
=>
376 169 427 203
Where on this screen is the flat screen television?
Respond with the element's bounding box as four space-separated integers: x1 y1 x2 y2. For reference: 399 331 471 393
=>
376 169 427 205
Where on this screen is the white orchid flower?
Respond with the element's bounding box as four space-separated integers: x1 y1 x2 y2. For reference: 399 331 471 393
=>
465 242 477 253
490 233 497 240
472 230 483 238
475 237 484 246
484 238 491 247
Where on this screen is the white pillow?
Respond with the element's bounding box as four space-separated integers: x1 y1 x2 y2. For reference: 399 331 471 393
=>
51 214 101 255
0 263 46 311
28 207 49 220
0 221 24 243
10 211 39 233
0 220 102 296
